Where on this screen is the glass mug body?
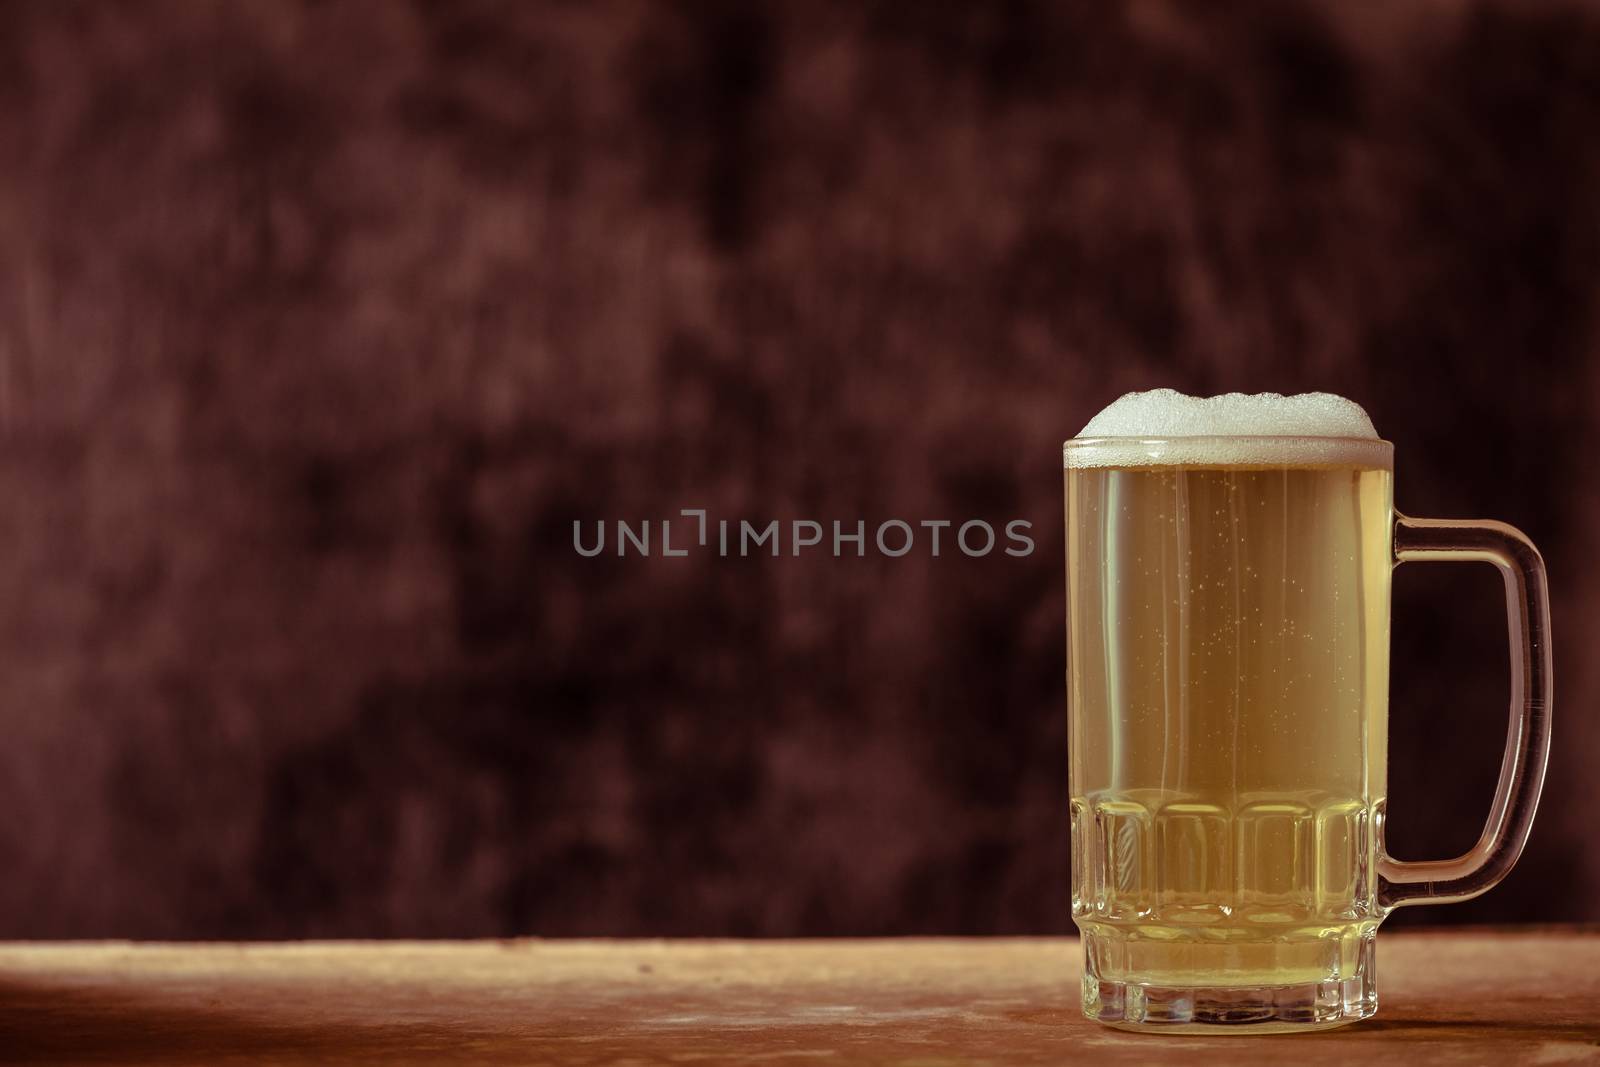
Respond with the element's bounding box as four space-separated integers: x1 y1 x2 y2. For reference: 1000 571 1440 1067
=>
1063 435 1550 1033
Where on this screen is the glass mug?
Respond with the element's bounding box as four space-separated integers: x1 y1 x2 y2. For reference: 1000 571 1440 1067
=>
1063 434 1551 1031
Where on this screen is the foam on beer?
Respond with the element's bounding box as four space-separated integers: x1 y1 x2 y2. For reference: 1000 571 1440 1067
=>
1065 389 1391 468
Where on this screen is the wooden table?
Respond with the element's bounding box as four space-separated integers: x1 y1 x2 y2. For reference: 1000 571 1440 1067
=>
0 932 1595 1065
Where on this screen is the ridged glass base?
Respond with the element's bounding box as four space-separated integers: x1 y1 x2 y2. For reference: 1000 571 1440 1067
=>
1080 927 1378 1033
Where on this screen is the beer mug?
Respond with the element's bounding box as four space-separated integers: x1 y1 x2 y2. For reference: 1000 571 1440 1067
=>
1063 391 1551 1031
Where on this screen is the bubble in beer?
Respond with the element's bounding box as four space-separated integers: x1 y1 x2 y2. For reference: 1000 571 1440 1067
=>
1065 389 1389 468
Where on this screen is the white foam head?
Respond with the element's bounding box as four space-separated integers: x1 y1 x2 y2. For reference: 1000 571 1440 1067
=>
1064 389 1390 468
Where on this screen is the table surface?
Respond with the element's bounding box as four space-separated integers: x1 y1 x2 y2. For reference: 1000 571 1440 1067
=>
0 932 1595 1066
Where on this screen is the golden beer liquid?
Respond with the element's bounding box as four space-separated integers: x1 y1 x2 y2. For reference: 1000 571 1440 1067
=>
1067 461 1392 987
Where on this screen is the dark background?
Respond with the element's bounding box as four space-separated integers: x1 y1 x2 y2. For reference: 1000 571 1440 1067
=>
0 0 1595 938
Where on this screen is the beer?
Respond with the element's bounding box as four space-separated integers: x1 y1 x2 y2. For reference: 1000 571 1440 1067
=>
1066 391 1394 1026
1064 389 1555 1031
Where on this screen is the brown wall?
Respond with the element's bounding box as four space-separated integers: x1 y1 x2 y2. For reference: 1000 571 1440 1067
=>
0 0 1596 937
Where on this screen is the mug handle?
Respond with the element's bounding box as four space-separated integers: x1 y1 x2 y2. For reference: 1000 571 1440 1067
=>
1377 515 1553 910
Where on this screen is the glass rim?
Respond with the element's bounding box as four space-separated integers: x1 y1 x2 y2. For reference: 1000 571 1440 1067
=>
1062 434 1394 469
1063 434 1394 447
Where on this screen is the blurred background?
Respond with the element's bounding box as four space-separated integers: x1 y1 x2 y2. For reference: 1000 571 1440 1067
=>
0 0 1596 938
